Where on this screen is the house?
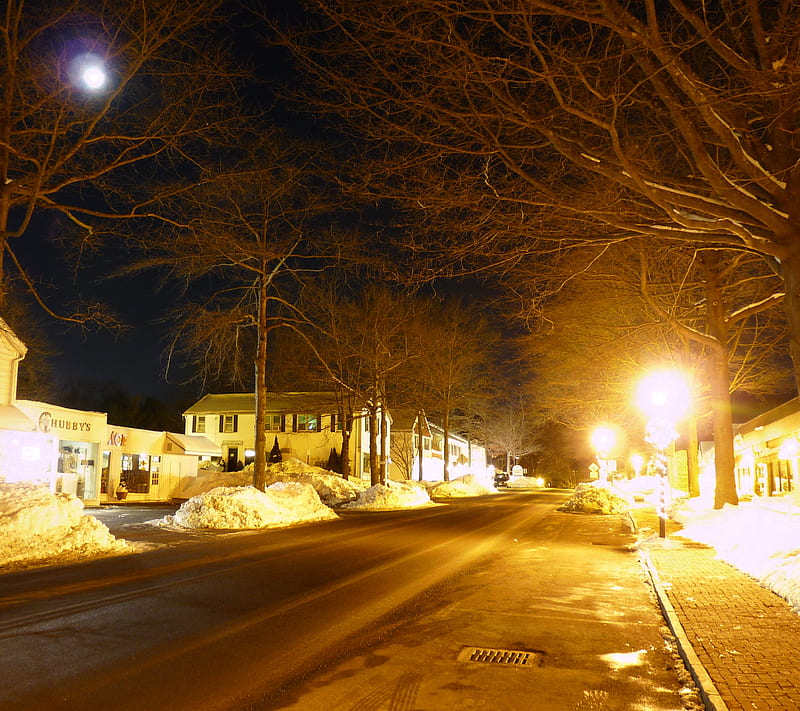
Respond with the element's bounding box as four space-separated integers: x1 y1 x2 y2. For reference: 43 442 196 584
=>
389 409 488 482
733 397 800 497
182 392 390 481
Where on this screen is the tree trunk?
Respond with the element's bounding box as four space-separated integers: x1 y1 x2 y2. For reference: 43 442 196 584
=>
686 413 700 498
369 405 380 486
339 409 352 479
782 251 800 397
380 406 388 485
702 251 738 508
442 407 450 481
253 274 268 490
417 411 425 481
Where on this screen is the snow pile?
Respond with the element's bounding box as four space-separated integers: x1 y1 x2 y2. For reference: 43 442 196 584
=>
431 474 497 498
506 475 541 489
166 483 338 530
342 479 435 510
179 458 366 507
671 494 800 611
0 482 129 568
561 482 633 515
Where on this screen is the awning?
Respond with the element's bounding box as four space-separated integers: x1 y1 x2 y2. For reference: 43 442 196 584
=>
164 432 222 457
0 404 37 432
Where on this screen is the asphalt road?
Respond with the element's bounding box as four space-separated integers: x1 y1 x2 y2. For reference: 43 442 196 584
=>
0 491 693 711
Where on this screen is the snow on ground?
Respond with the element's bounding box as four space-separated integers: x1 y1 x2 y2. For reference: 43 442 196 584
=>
181 457 367 506
0 482 129 569
560 481 633 514
3 464 799 616
430 474 498 498
341 479 435 510
163 482 338 530
570 477 800 615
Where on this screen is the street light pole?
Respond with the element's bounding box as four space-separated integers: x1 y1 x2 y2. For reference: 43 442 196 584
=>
636 370 691 539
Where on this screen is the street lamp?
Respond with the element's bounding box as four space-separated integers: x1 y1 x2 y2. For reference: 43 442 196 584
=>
635 369 691 537
591 426 616 485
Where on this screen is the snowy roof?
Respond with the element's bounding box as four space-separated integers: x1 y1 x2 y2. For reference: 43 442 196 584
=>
164 432 222 456
0 316 27 359
183 392 343 416
0 404 37 432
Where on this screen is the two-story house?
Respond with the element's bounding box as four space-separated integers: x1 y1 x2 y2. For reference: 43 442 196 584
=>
389 409 488 482
182 392 391 480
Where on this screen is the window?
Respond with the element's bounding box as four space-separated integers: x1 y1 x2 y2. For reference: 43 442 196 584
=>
264 414 283 432
193 416 206 434
220 414 238 433
150 456 161 486
330 414 343 432
121 453 151 494
295 414 319 432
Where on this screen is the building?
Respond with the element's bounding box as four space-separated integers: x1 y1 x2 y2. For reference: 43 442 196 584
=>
389 409 488 482
733 397 800 497
0 317 220 505
182 392 390 481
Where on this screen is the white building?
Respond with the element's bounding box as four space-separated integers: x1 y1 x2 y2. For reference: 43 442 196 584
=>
733 397 800 497
0 317 220 505
182 392 390 481
389 409 488 482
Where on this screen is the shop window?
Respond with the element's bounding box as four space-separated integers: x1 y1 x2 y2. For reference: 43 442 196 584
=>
121 453 151 494
220 414 238 433
193 416 206 434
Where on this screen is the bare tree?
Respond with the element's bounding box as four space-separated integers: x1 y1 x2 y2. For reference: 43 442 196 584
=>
132 131 344 489
1 0 240 326
407 298 495 480
520 241 789 505
276 1 800 392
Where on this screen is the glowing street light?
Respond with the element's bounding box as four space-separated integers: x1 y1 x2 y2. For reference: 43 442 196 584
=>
635 369 691 537
591 425 617 484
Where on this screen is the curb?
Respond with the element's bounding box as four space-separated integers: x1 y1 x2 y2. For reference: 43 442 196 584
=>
629 509 729 711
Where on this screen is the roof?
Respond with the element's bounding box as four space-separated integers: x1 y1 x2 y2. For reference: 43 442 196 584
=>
0 316 27 359
183 392 343 416
736 397 800 436
0 404 37 432
164 432 222 456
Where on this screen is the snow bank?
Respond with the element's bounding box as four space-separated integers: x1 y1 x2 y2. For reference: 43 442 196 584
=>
431 474 497 498
561 482 633 515
506 475 542 489
671 494 800 612
165 483 338 530
180 457 366 506
342 480 435 510
0 482 129 568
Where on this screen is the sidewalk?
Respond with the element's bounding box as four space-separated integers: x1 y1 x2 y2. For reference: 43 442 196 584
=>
632 507 800 711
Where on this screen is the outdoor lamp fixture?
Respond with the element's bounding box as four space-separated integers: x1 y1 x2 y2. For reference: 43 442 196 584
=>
635 369 691 538
591 426 616 484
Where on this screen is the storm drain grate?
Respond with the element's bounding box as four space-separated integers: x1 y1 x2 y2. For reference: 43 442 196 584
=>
457 646 541 667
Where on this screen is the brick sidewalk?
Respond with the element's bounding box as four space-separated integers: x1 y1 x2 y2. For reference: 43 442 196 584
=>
634 509 800 711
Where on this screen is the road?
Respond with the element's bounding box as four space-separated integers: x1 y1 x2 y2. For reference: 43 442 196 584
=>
0 491 693 711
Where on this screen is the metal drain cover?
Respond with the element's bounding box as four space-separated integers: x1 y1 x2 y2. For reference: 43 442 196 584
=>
457 646 541 667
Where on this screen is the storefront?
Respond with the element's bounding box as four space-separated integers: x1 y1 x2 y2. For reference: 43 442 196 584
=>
0 405 56 488
15 400 106 506
103 427 221 503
